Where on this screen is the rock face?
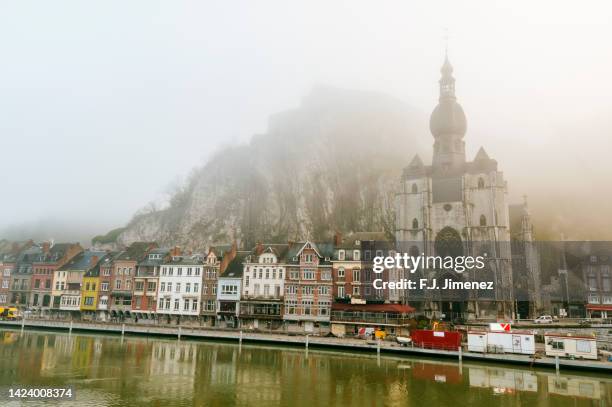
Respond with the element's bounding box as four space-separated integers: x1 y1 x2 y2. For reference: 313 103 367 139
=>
117 86 426 250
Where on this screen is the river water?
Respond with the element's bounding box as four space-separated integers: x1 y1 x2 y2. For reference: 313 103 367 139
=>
0 329 610 406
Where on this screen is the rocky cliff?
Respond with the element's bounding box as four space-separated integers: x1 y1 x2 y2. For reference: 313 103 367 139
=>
115 86 426 250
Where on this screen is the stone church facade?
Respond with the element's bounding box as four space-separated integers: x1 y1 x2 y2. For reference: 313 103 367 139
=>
395 55 526 321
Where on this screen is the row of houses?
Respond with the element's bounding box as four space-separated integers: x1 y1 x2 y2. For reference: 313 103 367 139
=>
0 234 414 334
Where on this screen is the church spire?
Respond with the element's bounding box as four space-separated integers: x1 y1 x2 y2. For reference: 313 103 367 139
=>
439 53 456 101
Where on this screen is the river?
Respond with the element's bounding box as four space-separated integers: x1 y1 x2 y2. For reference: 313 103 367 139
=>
0 329 610 406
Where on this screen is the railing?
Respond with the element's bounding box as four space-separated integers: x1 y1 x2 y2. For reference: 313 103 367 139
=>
330 311 411 325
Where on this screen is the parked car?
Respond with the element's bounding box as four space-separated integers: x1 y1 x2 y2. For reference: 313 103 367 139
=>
534 315 555 324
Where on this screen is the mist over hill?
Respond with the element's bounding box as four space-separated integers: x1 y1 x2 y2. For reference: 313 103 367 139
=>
114 86 427 250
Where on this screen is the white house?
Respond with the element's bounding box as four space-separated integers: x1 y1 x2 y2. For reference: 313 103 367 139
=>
156 254 204 323
216 251 248 328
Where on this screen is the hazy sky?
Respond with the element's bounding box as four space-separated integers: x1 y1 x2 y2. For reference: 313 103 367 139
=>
1 1 611 239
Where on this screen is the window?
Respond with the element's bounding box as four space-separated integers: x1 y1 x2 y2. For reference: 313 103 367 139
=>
364 250 371 261
302 300 313 315
338 250 345 261
174 299 179 310
176 283 181 292
221 284 238 295
353 286 360 296
337 267 345 278
480 215 487 227
147 281 156 292
245 276 250 287
576 340 591 353
184 299 190 310
185 283 191 292
278 269 283 279
167 282 172 292
286 299 297 314
165 298 170 309
195 268 201 276
135 281 144 291
303 286 314 295
303 269 315 280
101 282 109 291
264 285 270 297
34 279 41 289
321 270 331 280
411 183 418 193
478 177 485 189
160 282 166 292
412 218 419 229
100 297 108 306
206 300 215 311
194 283 199 292
187 267 192 276
305 254 313 263
125 280 131 290
192 300 198 311
159 299 164 309
115 280 121 290
84 297 94 306
353 250 360 261
177 268 182 276
290 270 299 280
352 269 360 282
319 286 329 295
254 283 260 296
286 285 297 295
550 339 565 350
338 286 345 298
265 269 270 279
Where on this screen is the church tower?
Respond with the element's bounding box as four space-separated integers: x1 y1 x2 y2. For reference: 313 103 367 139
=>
395 54 515 321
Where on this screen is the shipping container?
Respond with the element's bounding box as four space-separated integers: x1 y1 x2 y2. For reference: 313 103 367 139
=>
411 329 462 351
467 330 535 355
544 333 598 360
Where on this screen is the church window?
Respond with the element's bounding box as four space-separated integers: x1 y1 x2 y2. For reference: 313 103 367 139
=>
480 215 487 227
412 218 419 229
443 204 452 212
411 183 418 194
478 177 485 189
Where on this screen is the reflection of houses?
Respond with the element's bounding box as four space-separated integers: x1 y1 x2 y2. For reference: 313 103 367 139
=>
240 243 289 330
469 366 537 393
283 241 334 334
148 341 196 400
547 375 602 400
216 251 249 328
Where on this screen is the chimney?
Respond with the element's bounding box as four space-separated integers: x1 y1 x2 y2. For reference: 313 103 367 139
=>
255 242 264 255
42 241 51 254
333 232 342 247
90 255 99 267
170 246 182 258
219 241 238 275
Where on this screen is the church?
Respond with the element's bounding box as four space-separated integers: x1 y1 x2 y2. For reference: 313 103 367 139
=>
395 54 535 321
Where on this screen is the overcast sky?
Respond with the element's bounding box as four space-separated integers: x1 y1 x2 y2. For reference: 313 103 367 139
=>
1 1 611 240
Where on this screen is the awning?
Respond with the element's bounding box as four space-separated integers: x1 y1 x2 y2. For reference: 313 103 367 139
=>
331 303 415 313
586 304 612 311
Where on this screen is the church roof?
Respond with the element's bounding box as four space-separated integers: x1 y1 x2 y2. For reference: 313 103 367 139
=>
474 147 490 161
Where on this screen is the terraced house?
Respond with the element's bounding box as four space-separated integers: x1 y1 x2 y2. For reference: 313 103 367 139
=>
132 248 170 320
109 242 157 320
10 245 41 307
80 253 114 320
240 243 289 330
30 242 82 315
52 251 105 317
156 248 204 324
201 244 236 327
96 254 117 321
216 251 249 328
283 241 334 334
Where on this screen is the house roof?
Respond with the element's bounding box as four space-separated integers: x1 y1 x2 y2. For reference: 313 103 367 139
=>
221 251 249 278
58 250 106 271
116 242 157 262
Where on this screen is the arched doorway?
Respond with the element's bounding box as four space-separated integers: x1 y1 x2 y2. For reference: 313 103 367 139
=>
434 227 466 322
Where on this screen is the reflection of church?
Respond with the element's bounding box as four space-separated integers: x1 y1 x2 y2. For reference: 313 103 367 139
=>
395 54 532 321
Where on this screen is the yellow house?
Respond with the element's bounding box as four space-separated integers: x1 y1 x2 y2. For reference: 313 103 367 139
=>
80 272 99 317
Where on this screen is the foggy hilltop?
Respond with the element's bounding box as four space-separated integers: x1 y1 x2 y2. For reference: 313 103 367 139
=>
110 86 426 250
80 85 609 251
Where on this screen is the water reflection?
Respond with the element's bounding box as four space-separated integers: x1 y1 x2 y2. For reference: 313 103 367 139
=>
0 329 610 406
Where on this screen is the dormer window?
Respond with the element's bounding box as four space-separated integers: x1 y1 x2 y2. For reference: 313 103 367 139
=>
338 250 345 261
353 250 360 261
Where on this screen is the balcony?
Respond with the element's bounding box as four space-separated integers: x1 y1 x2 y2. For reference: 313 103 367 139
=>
330 311 412 326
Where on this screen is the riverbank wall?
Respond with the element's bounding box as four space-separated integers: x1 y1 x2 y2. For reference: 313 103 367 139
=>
2 319 611 373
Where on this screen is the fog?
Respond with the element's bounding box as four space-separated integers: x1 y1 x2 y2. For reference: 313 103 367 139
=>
1 1 611 242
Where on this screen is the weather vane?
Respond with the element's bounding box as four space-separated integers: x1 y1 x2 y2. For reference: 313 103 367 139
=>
443 28 450 57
